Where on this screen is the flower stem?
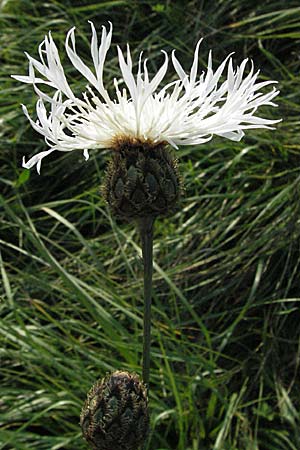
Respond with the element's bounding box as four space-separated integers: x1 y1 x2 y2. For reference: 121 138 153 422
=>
138 216 155 389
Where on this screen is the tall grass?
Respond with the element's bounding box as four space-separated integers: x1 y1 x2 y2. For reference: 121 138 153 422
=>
1 1 300 449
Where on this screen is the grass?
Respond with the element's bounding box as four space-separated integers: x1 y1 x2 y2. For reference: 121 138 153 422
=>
1 0 300 449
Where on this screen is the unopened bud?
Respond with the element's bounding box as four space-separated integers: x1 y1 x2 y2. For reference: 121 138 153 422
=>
80 370 149 450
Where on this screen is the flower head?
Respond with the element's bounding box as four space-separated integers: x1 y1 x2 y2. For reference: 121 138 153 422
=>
12 22 280 174
80 370 149 450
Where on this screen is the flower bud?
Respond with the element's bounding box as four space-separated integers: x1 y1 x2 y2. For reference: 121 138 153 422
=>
102 139 181 221
80 370 149 450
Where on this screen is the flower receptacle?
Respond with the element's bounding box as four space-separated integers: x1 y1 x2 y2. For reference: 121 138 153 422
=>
102 141 182 221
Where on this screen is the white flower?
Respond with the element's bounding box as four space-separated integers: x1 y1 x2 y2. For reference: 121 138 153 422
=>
12 22 280 174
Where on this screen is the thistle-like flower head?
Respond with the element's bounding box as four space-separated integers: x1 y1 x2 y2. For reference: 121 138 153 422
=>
12 22 280 174
80 370 149 450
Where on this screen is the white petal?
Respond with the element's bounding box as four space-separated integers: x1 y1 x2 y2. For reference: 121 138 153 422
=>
148 50 168 93
117 45 137 101
22 149 56 174
65 27 98 90
217 130 245 141
13 23 280 168
190 39 203 86
171 50 189 89
83 149 90 160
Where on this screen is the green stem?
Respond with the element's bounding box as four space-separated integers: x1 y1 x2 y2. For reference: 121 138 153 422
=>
138 216 155 389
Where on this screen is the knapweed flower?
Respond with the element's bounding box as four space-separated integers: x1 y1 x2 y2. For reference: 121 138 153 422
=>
13 22 279 174
13 23 279 219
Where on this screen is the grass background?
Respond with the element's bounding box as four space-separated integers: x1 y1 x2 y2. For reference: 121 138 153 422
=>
1 0 300 449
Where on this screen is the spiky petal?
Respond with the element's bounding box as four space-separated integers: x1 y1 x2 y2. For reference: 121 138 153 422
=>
12 22 280 173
